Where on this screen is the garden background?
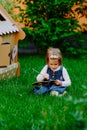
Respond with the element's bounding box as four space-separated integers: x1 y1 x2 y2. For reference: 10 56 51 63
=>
0 0 87 130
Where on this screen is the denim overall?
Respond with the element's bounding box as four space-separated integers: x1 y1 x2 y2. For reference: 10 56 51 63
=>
33 66 66 94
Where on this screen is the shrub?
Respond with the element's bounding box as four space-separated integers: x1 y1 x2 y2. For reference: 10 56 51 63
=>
18 0 87 57
0 0 19 20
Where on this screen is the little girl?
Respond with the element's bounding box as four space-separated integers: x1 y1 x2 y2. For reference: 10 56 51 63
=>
33 47 71 96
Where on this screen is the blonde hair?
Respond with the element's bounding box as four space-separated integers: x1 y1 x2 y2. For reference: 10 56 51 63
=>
46 47 62 65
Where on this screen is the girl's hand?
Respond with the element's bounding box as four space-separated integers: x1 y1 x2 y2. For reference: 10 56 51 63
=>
54 80 61 85
43 73 49 80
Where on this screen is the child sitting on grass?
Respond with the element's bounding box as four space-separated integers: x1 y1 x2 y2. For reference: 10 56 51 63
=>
33 47 71 96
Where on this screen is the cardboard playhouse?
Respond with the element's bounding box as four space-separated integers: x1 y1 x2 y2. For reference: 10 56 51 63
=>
0 5 25 80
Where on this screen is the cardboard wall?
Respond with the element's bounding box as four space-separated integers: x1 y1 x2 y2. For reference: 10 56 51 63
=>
0 43 10 67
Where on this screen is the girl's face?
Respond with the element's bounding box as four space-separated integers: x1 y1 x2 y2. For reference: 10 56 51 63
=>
48 59 59 71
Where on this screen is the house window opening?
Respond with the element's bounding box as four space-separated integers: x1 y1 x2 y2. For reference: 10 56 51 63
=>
0 14 6 21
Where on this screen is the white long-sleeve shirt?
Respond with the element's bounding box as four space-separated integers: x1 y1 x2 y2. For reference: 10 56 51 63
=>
36 65 71 87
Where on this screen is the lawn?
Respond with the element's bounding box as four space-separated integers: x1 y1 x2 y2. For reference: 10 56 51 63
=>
0 55 87 130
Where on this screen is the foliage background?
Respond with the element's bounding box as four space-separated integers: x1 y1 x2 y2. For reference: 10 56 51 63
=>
0 0 87 57
19 0 87 57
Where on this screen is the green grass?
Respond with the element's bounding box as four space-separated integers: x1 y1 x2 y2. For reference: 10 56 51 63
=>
0 55 87 130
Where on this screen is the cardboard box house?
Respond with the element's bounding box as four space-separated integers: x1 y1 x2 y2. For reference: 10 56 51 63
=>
0 5 25 80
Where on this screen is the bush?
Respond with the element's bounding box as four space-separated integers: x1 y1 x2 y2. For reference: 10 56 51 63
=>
0 0 19 20
18 0 87 57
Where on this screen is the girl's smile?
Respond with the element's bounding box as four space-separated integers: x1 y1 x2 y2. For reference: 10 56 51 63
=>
48 59 59 71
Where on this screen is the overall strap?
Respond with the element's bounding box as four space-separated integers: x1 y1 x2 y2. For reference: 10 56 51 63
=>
59 66 64 81
47 66 64 80
59 66 63 74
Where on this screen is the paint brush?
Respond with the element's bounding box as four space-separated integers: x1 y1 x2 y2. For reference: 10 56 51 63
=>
32 68 44 76
32 68 40 74
32 68 55 85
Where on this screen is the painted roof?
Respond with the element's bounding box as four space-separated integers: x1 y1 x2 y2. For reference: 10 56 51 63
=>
0 10 19 35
